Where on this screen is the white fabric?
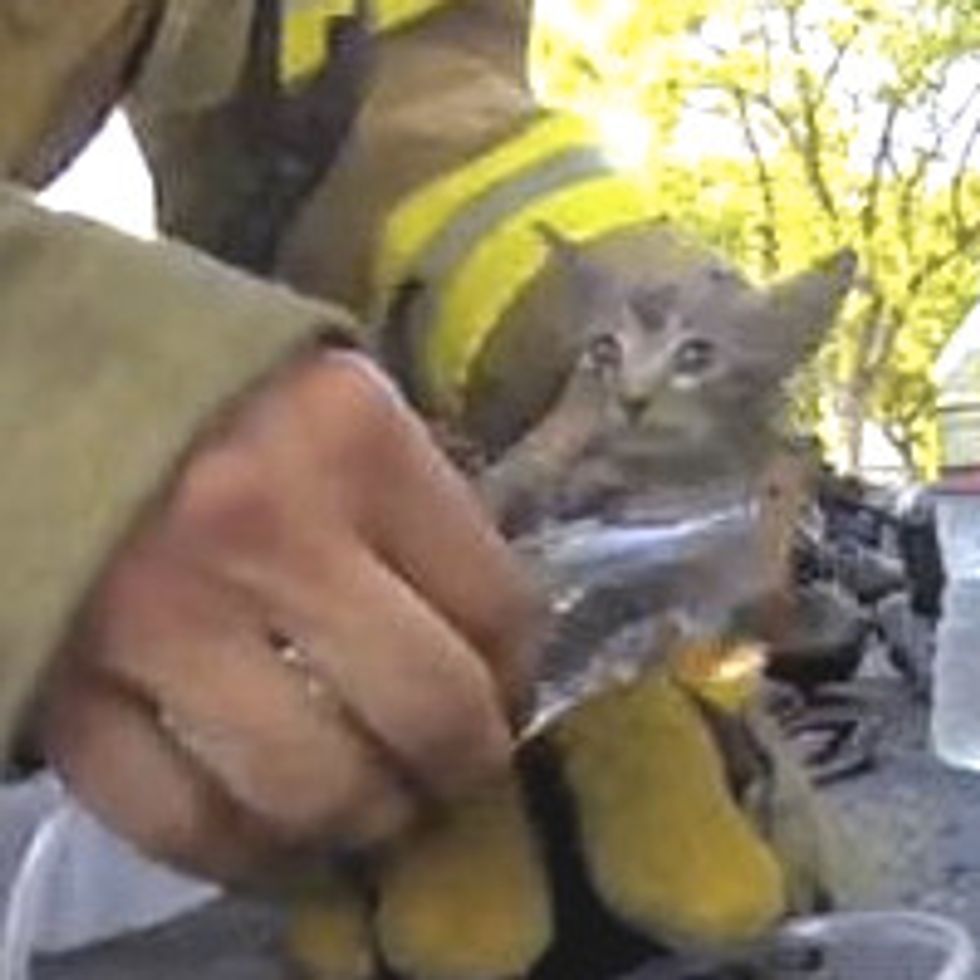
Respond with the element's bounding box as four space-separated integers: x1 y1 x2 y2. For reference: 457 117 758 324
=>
0 774 218 979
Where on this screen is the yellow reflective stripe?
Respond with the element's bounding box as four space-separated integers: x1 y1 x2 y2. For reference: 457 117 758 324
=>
373 0 450 31
425 176 651 410
281 0 451 84
376 114 596 298
281 2 337 84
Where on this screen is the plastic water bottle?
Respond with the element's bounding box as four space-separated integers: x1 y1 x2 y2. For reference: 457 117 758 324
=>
931 492 980 769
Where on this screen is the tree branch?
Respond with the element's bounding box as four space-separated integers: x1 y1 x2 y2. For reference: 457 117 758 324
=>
853 289 891 390
758 7 775 95
730 88 808 157
893 385 936 429
880 421 921 475
863 219 980 384
906 219 980 299
862 99 902 244
900 81 980 248
784 3 839 222
732 91 781 274
898 146 934 254
815 27 860 105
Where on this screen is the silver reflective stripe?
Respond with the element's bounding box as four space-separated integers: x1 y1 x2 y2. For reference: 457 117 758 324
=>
415 145 610 283
391 145 613 383
286 0 347 12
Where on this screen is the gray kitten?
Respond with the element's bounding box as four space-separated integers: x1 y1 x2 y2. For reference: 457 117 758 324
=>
478 231 856 534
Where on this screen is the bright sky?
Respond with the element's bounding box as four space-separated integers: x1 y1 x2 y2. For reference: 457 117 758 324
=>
38 112 156 239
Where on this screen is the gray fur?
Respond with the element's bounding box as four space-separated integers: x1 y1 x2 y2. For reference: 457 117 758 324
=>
481 238 857 534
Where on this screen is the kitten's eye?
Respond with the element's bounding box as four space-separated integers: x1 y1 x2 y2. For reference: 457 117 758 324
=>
587 334 622 370
672 337 716 377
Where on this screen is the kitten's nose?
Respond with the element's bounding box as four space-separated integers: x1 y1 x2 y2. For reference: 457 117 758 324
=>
619 395 648 422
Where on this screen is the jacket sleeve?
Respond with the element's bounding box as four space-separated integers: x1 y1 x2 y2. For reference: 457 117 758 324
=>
0 0 358 750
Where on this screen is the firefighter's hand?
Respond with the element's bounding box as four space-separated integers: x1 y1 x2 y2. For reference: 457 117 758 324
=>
43 351 537 882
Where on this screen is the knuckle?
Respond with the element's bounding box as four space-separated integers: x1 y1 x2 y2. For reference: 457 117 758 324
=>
169 445 268 541
302 352 412 465
231 732 391 846
308 351 398 428
222 747 340 843
52 726 211 873
410 676 511 795
336 773 416 850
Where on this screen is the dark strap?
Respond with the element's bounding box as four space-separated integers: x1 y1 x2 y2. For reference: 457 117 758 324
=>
190 0 373 273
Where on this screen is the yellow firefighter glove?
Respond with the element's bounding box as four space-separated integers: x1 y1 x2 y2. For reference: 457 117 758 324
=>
549 666 786 952
286 654 839 979
286 770 552 980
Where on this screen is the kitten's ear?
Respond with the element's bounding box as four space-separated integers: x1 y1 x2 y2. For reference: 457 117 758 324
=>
755 248 857 378
536 223 620 330
536 223 585 268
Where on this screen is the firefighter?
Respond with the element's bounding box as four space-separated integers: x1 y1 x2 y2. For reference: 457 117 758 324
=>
0 0 536 880
2 3 855 977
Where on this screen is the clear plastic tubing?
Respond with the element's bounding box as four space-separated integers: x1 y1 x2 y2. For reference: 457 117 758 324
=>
2 806 74 980
781 910 977 980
